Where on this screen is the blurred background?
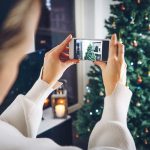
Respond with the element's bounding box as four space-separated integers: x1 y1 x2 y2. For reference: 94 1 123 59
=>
0 0 149 150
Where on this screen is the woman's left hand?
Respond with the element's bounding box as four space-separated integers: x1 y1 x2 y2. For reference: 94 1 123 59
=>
41 34 79 85
94 34 127 96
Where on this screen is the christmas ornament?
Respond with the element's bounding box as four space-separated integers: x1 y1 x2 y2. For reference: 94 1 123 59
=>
131 40 138 47
130 17 135 24
130 12 136 24
112 21 116 29
144 139 148 145
136 0 141 4
120 4 125 11
137 76 142 84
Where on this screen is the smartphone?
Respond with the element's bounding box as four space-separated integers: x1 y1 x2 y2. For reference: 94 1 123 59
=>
69 38 109 62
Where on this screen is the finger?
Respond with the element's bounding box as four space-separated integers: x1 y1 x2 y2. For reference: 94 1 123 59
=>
47 42 70 56
63 47 69 54
120 63 127 86
61 52 69 57
108 34 117 59
94 61 106 70
58 34 72 52
65 47 69 50
118 42 125 63
60 53 69 61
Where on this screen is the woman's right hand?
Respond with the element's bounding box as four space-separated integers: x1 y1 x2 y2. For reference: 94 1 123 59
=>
41 35 79 86
94 34 127 96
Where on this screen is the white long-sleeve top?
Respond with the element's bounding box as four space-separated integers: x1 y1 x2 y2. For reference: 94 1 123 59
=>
0 75 136 150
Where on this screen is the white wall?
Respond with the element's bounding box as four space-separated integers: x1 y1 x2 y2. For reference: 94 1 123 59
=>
94 0 112 39
76 0 112 103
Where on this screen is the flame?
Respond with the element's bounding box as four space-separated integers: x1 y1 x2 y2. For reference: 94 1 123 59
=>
57 98 66 104
44 98 49 107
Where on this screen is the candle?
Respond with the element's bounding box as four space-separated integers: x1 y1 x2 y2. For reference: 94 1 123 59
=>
55 104 65 118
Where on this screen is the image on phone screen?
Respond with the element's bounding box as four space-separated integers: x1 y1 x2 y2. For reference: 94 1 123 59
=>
73 39 109 61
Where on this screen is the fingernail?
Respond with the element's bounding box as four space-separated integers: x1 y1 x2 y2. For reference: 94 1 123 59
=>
111 34 114 39
120 43 124 47
113 34 116 39
68 34 72 39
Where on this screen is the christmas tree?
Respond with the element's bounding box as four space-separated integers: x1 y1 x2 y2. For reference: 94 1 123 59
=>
74 0 150 150
84 44 96 61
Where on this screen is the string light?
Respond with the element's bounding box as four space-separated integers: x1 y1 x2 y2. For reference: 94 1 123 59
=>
87 128 90 132
136 102 141 107
99 91 104 96
131 62 134 65
86 99 90 103
137 60 142 65
90 112 93 115
83 97 86 102
136 135 139 138
46 0 52 11
95 109 99 113
86 86 91 93
75 134 79 138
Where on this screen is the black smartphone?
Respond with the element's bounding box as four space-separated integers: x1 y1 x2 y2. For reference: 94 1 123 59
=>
69 38 109 62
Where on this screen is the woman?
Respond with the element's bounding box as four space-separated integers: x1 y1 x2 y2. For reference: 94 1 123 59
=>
0 0 136 150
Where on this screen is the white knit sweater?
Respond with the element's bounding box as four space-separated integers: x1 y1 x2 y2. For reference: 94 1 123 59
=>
0 76 136 150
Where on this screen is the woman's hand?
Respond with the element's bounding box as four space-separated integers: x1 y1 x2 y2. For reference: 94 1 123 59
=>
94 34 127 96
41 35 79 85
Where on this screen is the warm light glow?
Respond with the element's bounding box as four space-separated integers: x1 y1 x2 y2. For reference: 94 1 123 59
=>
57 98 65 104
44 98 49 107
55 104 65 118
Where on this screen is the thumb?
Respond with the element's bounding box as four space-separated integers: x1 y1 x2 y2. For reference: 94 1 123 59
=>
65 59 80 67
94 61 106 70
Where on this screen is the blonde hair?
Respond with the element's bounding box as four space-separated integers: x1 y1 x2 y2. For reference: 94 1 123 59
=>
0 0 37 51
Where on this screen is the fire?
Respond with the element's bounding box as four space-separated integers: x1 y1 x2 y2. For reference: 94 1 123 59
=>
44 98 49 107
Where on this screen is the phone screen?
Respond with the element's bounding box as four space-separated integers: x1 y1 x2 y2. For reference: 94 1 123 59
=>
73 39 109 61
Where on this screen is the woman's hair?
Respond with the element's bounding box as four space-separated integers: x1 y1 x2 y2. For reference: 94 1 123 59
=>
0 0 38 51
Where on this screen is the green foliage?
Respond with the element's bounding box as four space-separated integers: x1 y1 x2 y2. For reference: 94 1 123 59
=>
74 0 150 149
